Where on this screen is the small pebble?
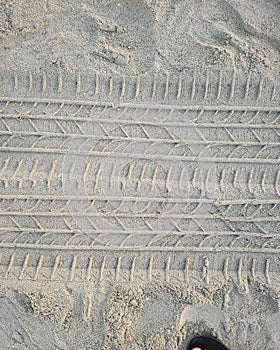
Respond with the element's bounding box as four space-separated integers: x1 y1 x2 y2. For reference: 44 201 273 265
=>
130 299 137 306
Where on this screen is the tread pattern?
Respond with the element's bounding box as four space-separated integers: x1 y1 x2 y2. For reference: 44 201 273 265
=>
0 69 279 105
0 69 279 283
0 247 278 284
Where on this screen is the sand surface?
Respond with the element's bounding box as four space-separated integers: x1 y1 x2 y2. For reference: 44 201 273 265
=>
0 1 279 349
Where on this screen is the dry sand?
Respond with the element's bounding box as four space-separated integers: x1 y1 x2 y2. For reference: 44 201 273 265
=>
0 1 279 349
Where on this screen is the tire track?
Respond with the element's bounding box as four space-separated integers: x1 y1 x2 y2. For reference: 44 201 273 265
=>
1 156 278 197
0 247 278 285
0 69 279 283
0 69 278 105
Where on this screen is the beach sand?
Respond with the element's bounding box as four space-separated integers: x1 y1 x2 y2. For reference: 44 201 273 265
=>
0 1 279 349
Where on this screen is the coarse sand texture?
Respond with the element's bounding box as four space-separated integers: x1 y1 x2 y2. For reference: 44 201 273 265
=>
0 1 279 349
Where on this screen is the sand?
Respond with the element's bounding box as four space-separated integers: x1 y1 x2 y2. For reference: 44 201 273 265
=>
0 1 279 349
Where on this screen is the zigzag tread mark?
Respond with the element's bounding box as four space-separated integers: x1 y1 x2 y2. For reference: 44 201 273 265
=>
0 230 280 249
0 210 278 239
